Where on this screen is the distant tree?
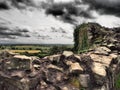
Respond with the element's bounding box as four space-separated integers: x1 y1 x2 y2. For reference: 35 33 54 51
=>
29 47 32 50
11 46 15 50
50 46 60 55
49 46 71 55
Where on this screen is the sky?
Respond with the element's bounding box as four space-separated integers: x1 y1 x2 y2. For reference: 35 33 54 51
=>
0 0 120 44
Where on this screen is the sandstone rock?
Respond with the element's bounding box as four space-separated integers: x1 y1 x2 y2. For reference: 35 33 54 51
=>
44 54 61 62
62 86 80 90
13 55 32 60
74 54 81 60
91 62 106 77
47 64 63 72
33 64 40 70
67 61 83 73
94 46 111 55
0 51 18 61
10 55 33 70
63 51 73 57
44 69 64 84
110 53 118 59
62 87 69 90
28 71 38 78
40 80 48 89
90 54 113 67
11 71 25 79
79 74 90 88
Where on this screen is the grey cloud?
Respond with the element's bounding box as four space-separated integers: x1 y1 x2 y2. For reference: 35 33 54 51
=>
45 2 93 24
0 26 30 39
37 35 51 40
17 28 29 32
83 0 120 16
51 27 67 34
0 0 36 9
0 0 52 9
0 2 10 9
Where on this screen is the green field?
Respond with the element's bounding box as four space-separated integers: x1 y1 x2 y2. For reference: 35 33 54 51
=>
0 44 73 58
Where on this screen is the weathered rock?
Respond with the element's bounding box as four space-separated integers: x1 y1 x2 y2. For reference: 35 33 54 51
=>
10 55 33 70
62 87 69 90
33 64 40 70
60 85 80 90
110 53 118 59
11 71 25 79
67 61 83 73
0 51 18 60
91 62 106 77
45 54 61 62
94 46 111 55
63 51 73 57
47 64 63 72
74 54 81 60
79 74 90 88
90 54 113 67
28 71 38 78
44 69 64 84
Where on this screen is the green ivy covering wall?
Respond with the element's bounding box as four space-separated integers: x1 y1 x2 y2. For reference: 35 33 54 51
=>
74 23 89 54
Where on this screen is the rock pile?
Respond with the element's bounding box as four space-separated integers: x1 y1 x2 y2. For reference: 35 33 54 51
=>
0 45 120 90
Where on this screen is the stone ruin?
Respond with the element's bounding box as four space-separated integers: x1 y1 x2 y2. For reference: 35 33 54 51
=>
0 45 120 90
0 23 120 90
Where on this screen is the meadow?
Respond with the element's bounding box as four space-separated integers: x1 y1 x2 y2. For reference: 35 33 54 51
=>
0 44 73 58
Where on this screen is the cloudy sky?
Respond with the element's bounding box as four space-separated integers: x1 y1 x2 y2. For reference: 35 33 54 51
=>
0 0 120 44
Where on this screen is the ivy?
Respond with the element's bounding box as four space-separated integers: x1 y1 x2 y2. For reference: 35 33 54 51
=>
74 23 89 54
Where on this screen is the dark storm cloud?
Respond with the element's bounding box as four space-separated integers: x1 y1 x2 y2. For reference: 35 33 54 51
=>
17 28 29 32
0 1 10 9
45 2 93 24
0 26 30 39
0 0 34 10
83 0 120 16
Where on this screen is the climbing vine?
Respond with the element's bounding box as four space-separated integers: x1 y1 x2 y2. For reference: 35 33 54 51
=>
74 23 89 54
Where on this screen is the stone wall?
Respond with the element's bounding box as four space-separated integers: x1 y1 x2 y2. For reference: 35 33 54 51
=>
0 45 120 90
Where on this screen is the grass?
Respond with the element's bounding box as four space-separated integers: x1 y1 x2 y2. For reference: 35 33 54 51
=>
0 44 73 58
9 50 41 54
70 77 80 88
115 74 120 89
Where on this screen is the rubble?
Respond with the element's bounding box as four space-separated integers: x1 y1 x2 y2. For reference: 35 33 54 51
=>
91 62 106 77
66 61 83 73
63 51 73 57
0 45 119 90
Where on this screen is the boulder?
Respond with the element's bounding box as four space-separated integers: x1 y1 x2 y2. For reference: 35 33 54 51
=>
13 55 31 60
63 51 73 57
94 46 111 55
91 62 106 77
44 69 64 84
33 64 40 70
3 54 34 71
67 61 83 73
74 54 81 60
79 74 90 88
90 54 113 67
0 51 18 60
11 71 25 79
45 54 61 62
110 53 118 59
47 64 63 72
